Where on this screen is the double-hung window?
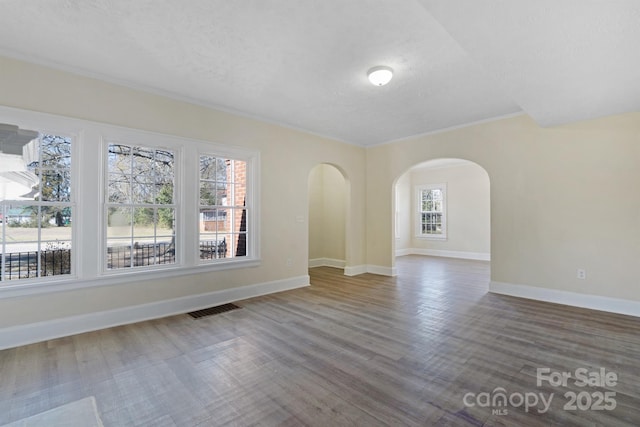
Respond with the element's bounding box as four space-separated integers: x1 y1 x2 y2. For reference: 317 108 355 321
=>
1 106 260 297
106 144 176 270
198 155 248 261
417 184 447 239
1 130 73 281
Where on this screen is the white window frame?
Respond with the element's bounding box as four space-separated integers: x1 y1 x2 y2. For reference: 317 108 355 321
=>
196 148 259 266
416 183 447 240
0 112 80 286
103 140 180 273
0 106 260 299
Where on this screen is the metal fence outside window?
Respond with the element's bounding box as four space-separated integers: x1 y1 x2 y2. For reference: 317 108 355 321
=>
1 249 71 280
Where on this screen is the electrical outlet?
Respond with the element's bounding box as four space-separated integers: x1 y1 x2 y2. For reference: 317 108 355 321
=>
577 269 586 280
286 258 293 267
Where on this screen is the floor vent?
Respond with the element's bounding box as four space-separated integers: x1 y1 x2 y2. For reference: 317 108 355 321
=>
187 303 241 319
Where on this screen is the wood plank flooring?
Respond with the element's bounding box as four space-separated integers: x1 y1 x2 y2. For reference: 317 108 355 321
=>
2 255 640 426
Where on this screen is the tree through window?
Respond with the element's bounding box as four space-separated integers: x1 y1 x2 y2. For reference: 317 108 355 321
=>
106 144 176 269
0 131 73 281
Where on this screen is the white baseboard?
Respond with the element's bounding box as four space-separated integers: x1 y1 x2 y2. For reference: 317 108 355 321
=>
395 248 412 257
308 258 346 269
344 265 367 276
0 275 310 350
490 281 640 318
344 265 397 277
396 248 490 261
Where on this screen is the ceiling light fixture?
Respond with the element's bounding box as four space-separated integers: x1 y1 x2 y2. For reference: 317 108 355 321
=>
367 66 393 86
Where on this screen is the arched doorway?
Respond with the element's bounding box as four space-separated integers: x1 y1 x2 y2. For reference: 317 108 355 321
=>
392 158 490 275
308 163 348 270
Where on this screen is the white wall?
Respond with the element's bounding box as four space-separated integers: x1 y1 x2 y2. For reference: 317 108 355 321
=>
308 164 346 267
367 113 640 315
397 161 490 260
394 172 411 253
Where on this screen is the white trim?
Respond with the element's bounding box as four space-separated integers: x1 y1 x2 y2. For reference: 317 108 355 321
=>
396 248 490 261
0 275 309 350
344 265 367 276
367 264 397 277
395 248 412 257
490 281 640 318
0 258 261 299
344 264 397 277
308 258 345 269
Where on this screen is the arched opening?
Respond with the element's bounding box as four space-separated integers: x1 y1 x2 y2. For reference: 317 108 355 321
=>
392 158 490 285
308 163 348 270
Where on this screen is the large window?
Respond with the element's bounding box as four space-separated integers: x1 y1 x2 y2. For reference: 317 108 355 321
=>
199 155 248 261
1 130 73 281
1 107 259 296
417 184 446 239
106 144 176 270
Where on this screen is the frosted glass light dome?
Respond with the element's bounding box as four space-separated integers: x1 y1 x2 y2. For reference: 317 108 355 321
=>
367 66 393 86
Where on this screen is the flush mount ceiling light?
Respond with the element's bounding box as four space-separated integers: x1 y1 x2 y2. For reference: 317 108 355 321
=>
367 66 393 86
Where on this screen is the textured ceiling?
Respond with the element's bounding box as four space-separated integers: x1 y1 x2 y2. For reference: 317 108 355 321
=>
0 1 637 146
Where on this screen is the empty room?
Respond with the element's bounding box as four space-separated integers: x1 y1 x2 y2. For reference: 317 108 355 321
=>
1 1 639 426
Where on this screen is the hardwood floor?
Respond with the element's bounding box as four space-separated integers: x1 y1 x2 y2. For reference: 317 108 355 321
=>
2 255 640 426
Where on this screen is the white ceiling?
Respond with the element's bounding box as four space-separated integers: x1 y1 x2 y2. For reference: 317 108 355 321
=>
0 1 638 146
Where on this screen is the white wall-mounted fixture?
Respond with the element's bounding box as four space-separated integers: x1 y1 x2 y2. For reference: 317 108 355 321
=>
0 123 40 200
367 66 393 86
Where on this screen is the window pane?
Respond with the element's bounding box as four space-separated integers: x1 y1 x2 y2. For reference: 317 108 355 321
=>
107 207 132 238
40 170 71 202
3 247 39 280
156 182 173 205
40 207 72 241
200 156 227 181
155 150 174 198
215 207 234 233
133 207 155 238
5 204 39 235
234 232 247 257
132 180 155 204
108 173 131 203
157 207 175 235
107 238 131 269
41 135 71 168
200 208 223 232
199 234 227 260
108 144 132 174
40 240 71 277
155 237 175 265
133 240 157 267
425 200 433 211
200 181 226 206
132 146 154 174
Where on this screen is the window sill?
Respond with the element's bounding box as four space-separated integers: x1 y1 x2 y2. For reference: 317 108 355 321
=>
0 258 261 299
416 235 448 241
